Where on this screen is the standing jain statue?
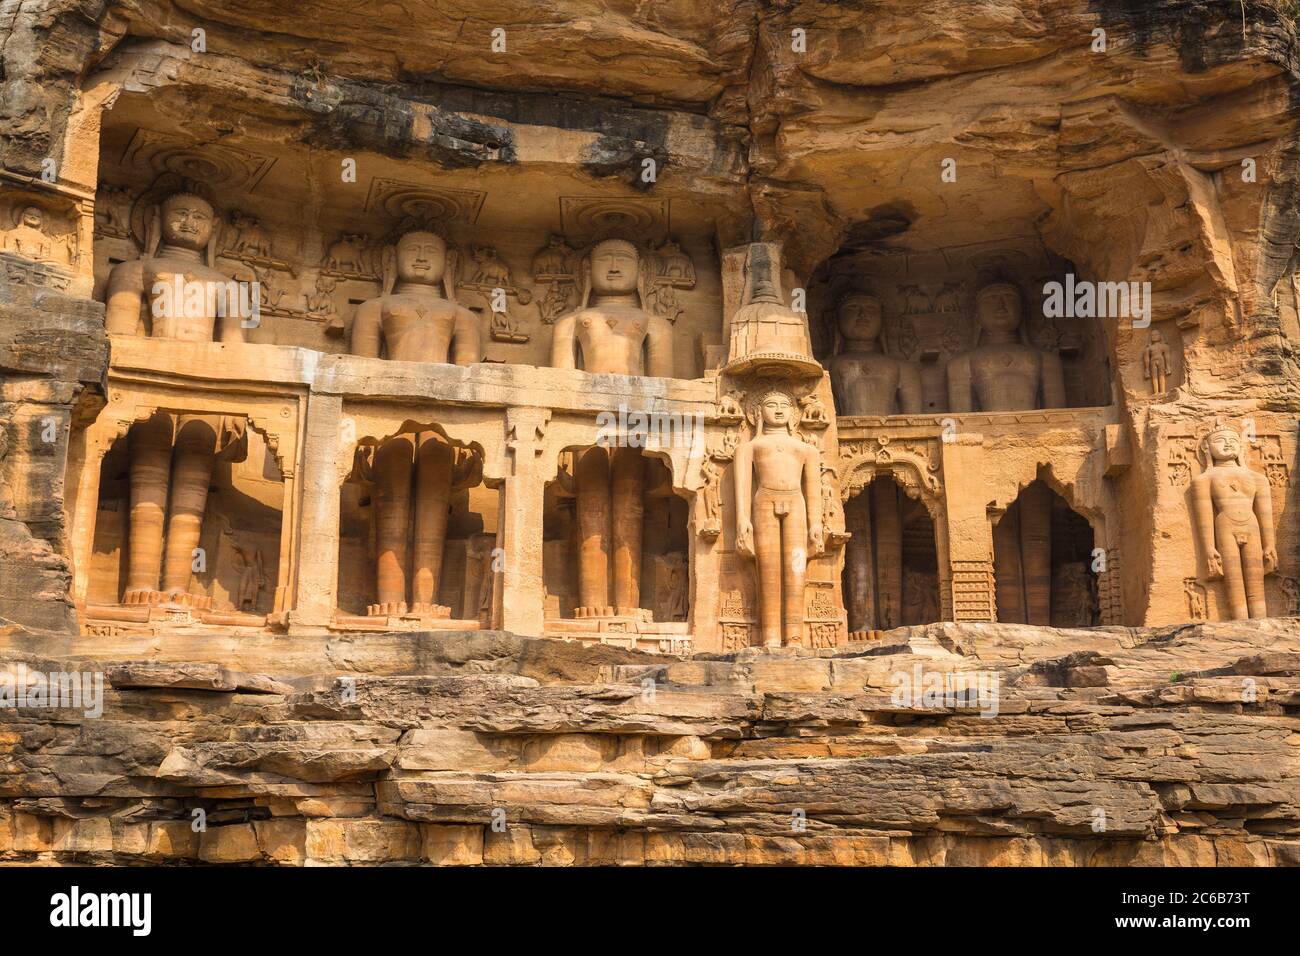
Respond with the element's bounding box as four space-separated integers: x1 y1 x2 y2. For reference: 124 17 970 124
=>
1191 423 1277 620
828 293 922 416
550 237 673 618
734 388 824 647
105 190 245 342
948 282 1066 624
350 224 483 617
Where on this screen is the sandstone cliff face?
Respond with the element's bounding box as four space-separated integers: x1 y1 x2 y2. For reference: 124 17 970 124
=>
1 623 1297 865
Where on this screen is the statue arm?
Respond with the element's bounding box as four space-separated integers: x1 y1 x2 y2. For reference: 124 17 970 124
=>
827 358 847 415
550 314 576 369
216 304 246 344
1041 351 1067 408
453 306 483 365
734 442 754 555
1254 473 1278 567
804 446 823 553
104 261 145 335
1191 476 1220 576
350 299 382 357
646 317 675 378
1142 348 1152 378
899 362 923 414
946 356 972 413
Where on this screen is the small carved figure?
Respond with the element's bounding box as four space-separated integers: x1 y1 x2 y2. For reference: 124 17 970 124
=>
1142 329 1172 395
469 246 512 287
324 233 369 273
5 205 57 263
799 393 829 427
94 185 133 237
698 456 724 538
231 541 265 611
734 388 824 647
227 211 272 259
899 284 931 315
1191 423 1278 620
532 234 575 279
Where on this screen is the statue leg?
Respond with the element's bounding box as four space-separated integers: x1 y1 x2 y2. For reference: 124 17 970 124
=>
124 412 173 604
160 416 219 604
844 493 874 633
371 436 414 616
412 434 453 616
871 480 903 630
1240 534 1268 619
575 446 612 615
753 502 782 647
781 503 809 646
1218 535 1249 620
993 505 1026 624
1018 482 1053 625
610 447 644 615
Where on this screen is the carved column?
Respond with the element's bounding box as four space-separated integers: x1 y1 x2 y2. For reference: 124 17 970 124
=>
498 408 550 635
290 392 344 627
940 433 995 622
65 417 120 608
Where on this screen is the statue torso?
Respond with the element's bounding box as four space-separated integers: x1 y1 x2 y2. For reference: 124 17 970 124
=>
831 350 903 416
572 304 649 375
1201 465 1262 528
376 292 462 363
969 343 1043 411
141 256 236 341
750 433 808 492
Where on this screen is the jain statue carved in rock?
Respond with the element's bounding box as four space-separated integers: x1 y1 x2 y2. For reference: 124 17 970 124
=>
828 293 922 416
105 191 246 342
946 282 1066 413
549 237 674 377
350 227 483 365
734 388 824 647
1192 423 1278 620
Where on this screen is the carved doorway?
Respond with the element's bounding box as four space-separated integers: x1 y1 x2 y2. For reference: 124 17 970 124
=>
993 479 1098 627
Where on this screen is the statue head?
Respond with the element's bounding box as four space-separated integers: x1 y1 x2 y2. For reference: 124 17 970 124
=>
160 192 215 251
975 282 1023 337
837 293 883 344
394 230 448 285
19 206 43 230
1201 424 1247 468
1149 329 1165 344
589 238 640 295
747 387 799 435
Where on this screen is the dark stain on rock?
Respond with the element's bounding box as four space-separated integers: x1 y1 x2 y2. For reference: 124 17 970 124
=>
291 76 515 169
1088 0 1295 74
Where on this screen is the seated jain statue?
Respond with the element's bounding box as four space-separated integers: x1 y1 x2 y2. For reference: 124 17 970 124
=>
828 293 922 416
550 238 673 618
735 388 823 647
105 190 246 342
549 237 674 376
1192 423 1278 619
350 225 483 617
946 282 1066 413
351 225 482 364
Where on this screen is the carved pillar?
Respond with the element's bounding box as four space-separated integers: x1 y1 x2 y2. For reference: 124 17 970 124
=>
290 393 343 627
844 490 875 632
1018 481 1053 625
498 408 550 635
65 417 119 608
941 434 995 622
